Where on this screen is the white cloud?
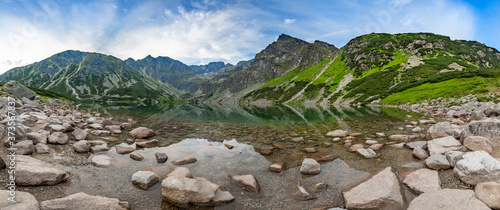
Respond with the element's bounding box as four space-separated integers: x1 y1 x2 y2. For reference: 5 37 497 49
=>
284 18 296 24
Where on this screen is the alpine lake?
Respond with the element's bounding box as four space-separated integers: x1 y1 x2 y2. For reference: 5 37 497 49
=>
16 103 443 209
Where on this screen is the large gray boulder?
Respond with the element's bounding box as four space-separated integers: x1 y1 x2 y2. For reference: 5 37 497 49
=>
0 190 39 210
343 167 404 209
426 122 453 140
427 136 466 155
475 182 500 209
40 192 130 210
461 119 500 144
2 81 36 100
453 151 500 185
14 155 69 185
408 189 490 210
161 175 234 207
403 168 440 194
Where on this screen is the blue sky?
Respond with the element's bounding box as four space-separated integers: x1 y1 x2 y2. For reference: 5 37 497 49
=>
0 0 499 73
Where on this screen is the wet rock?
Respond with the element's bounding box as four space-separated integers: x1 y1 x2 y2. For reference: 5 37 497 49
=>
300 158 320 175
412 147 429 160
343 167 404 210
135 139 158 148
72 140 90 153
475 182 500 209
48 132 69 144
130 127 155 139
39 192 130 210
27 132 47 144
369 143 383 151
120 123 132 130
130 152 144 161
403 168 440 194
155 152 168 163
115 145 135 154
35 143 50 154
172 157 197 165
326 130 348 137
161 175 234 207
427 136 466 155
12 140 34 155
167 167 193 178
2 81 36 100
303 147 317 153
91 155 114 167
293 181 315 200
425 154 450 170
463 136 493 154
131 171 160 190
454 151 500 185
90 144 109 153
408 189 490 210
0 190 39 210
72 127 88 140
419 119 436 125
230 174 260 193
269 162 284 173
460 119 500 144
14 155 69 185
91 130 111 136
406 141 427 149
356 148 377 159
445 150 464 167
348 144 364 152
388 134 419 142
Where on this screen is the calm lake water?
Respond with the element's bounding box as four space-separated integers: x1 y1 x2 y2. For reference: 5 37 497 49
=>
18 103 429 209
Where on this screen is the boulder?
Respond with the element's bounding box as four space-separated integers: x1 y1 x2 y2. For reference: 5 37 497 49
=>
453 151 500 185
406 141 427 149
115 145 135 154
35 143 50 154
72 140 90 153
343 167 404 209
412 147 429 160
39 192 130 210
14 155 69 185
2 81 36 100
12 140 34 155
269 162 284 173
229 174 260 193
463 136 493 154
300 158 320 175
171 157 197 165
167 167 193 178
325 130 348 137
408 189 490 210
131 171 160 190
120 123 132 130
426 122 453 140
155 152 168 163
48 132 69 144
91 155 114 167
403 168 440 194
27 132 46 144
0 190 39 210
355 148 377 158
475 182 500 209
461 119 500 144
427 136 466 155
445 150 464 167
161 175 234 207
72 128 88 140
129 127 155 139
425 154 450 170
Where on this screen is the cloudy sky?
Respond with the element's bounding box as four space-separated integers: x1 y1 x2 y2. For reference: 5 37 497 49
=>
0 0 499 74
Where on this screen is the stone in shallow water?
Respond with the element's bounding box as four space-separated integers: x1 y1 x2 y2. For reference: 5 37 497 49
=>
40 192 130 210
412 147 429 160
356 148 377 159
229 174 260 193
303 147 317 153
115 145 135 154
171 157 197 165
408 189 489 210
73 140 90 153
348 144 364 152
167 167 192 178
129 127 155 139
300 158 320 175
155 152 168 163
326 130 348 137
131 171 160 190
91 155 114 167
269 162 284 173
136 139 158 148
130 152 144 161
369 144 383 151
224 144 234 149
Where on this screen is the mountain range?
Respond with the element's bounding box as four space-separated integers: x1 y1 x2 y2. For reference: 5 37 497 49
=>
1 32 500 105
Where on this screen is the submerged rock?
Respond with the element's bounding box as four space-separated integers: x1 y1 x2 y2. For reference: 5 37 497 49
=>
91 155 115 167
408 189 489 210
130 152 144 161
155 152 168 163
115 145 135 154
40 192 130 210
171 157 197 165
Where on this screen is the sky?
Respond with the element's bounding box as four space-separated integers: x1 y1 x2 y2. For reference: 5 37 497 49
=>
0 0 499 74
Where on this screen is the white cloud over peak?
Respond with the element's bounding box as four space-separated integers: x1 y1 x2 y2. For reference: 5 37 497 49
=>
284 18 296 24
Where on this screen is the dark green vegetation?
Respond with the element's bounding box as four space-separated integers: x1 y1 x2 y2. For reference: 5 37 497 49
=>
1 32 499 106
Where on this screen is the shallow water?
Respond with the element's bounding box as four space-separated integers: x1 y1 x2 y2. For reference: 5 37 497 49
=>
3 104 432 209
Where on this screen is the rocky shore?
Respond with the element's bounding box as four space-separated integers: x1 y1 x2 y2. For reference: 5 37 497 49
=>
1 81 500 209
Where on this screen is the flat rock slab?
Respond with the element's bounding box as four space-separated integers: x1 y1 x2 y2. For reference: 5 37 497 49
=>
14 155 69 186
403 168 441 194
115 145 135 154
91 155 115 167
40 192 130 210
229 174 260 193
427 136 466 155
343 167 404 210
408 189 490 210
0 190 39 210
171 157 197 165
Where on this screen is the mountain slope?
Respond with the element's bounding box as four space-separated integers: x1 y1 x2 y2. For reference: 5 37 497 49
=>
0 50 180 104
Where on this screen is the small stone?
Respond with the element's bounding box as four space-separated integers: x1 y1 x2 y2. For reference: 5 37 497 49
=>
291 137 305 143
90 144 109 153
72 140 91 153
269 162 284 173
406 141 427 149
356 148 377 159
303 147 317 153
375 132 385 138
412 147 429 160
131 171 160 190
300 158 320 175
326 130 348 137
272 143 286 149
365 140 378 145
463 136 493 154
120 122 132 130
230 174 260 193
115 145 135 154
348 144 364 152
130 127 155 138
259 149 272 155
136 139 158 148
171 157 197 165
155 152 168 163
425 154 450 170
311 182 328 192
72 127 88 140
224 144 234 149
130 152 144 161
312 153 338 162
390 143 405 148
48 132 69 144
